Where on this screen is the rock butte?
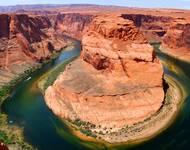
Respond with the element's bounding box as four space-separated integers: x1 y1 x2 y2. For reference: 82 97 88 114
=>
0 5 190 144
45 15 164 136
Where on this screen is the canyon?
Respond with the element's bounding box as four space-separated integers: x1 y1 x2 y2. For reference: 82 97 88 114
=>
44 9 190 142
0 4 190 149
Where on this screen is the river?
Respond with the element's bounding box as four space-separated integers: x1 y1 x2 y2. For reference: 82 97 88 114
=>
1 41 190 150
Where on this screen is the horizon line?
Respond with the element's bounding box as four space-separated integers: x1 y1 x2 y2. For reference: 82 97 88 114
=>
0 3 190 11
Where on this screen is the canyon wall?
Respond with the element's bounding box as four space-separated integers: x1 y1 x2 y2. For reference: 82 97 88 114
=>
0 14 67 63
0 13 93 87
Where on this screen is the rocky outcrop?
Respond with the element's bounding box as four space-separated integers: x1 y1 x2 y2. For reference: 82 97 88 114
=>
120 12 190 62
4 14 67 60
45 15 164 141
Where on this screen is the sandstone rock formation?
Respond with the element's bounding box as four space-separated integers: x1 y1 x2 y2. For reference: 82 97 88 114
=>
45 15 164 138
1 5 189 144
0 14 68 62
81 15 154 71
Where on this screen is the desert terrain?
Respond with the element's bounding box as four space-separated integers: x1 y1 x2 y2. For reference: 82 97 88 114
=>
0 4 190 149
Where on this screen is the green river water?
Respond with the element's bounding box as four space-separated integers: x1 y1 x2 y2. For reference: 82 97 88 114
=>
1 41 190 150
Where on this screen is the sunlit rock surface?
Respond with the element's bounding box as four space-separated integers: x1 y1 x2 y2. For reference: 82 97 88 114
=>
45 15 164 130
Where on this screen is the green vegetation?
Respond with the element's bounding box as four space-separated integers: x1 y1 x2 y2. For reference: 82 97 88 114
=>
41 57 77 91
0 114 35 150
71 118 98 138
80 129 97 138
0 66 40 105
0 44 74 149
0 67 38 150
0 68 38 149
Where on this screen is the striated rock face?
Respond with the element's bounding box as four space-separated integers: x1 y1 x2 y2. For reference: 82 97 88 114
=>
120 12 190 62
45 15 164 133
55 13 93 39
3 14 67 60
0 13 69 87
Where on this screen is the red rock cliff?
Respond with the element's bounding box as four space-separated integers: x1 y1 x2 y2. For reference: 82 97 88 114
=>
0 13 69 87
0 14 68 64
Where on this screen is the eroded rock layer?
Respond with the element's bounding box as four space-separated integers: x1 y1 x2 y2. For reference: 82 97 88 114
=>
45 15 164 133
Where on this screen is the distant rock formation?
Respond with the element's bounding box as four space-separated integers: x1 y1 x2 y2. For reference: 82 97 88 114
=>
121 14 173 42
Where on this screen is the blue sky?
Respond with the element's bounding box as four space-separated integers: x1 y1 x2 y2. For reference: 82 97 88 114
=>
0 0 190 9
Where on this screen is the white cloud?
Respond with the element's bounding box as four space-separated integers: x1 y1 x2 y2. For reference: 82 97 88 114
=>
20 0 26 3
